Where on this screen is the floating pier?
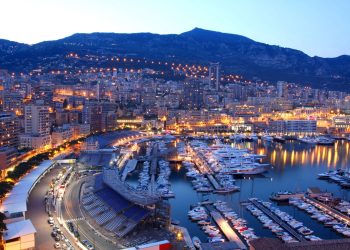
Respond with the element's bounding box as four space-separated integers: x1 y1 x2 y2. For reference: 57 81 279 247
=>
206 174 222 190
249 199 306 242
210 211 247 249
303 196 350 225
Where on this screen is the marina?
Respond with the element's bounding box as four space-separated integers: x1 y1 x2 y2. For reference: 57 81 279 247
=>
103 133 350 246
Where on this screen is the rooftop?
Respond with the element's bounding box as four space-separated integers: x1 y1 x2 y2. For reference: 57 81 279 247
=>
3 219 36 241
249 238 350 250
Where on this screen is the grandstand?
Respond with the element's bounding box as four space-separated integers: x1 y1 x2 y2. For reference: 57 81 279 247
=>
81 183 151 238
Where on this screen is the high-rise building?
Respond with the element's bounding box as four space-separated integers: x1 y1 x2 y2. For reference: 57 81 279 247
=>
82 101 102 132
208 62 220 91
0 112 20 148
277 81 288 98
24 105 50 136
20 104 51 149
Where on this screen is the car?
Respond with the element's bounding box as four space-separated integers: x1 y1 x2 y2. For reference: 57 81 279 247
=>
48 218 54 225
86 244 94 250
74 231 80 238
51 231 57 237
81 240 88 245
54 242 61 249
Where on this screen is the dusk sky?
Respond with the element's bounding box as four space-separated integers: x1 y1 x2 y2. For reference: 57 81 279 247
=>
1 0 350 57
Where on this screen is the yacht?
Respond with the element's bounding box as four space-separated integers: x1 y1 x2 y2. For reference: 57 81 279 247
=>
270 191 304 201
298 137 318 145
317 136 335 146
261 134 274 142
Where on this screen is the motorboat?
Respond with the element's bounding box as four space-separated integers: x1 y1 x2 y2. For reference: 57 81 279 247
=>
317 136 335 146
273 136 286 143
192 236 201 249
261 134 274 142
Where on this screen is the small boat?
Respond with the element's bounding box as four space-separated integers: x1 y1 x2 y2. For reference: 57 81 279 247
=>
192 236 201 249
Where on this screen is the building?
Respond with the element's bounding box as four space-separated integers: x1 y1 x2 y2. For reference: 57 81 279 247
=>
2 219 36 250
0 112 20 148
82 101 103 132
277 81 287 98
51 126 73 147
20 104 51 149
0 147 18 177
24 104 50 136
70 123 90 139
249 237 350 250
209 62 220 91
268 119 317 135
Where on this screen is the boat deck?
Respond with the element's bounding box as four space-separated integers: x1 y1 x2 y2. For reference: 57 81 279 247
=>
249 199 306 242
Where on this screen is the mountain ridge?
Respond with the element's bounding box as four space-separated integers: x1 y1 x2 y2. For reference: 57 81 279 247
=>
0 28 350 91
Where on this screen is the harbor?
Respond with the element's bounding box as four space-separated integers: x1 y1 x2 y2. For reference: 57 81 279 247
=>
113 134 350 247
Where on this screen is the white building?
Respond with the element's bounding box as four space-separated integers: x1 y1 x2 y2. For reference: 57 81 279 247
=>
24 104 50 136
19 134 51 150
20 104 51 149
51 126 73 147
269 119 317 135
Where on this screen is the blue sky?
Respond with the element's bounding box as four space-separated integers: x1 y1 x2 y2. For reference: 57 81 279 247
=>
1 0 349 57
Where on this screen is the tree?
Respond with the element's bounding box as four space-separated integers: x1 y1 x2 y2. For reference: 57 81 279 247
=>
63 99 68 109
0 211 7 236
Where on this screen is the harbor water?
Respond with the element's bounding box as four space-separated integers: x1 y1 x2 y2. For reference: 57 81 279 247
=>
99 132 350 242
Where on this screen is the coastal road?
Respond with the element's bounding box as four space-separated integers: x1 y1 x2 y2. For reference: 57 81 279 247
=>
62 175 123 250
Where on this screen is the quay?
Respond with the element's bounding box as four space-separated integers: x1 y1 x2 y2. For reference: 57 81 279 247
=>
171 225 195 249
249 199 306 242
210 211 247 249
303 196 350 225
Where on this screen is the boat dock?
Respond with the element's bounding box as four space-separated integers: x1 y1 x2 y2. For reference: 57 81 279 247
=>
206 174 222 190
303 196 350 225
249 199 306 242
150 144 158 195
210 211 247 249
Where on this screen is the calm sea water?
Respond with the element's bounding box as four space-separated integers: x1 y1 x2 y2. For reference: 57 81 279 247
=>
98 133 350 242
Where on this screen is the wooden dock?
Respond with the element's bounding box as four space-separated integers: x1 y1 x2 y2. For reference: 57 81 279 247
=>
210 211 247 249
249 199 306 242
